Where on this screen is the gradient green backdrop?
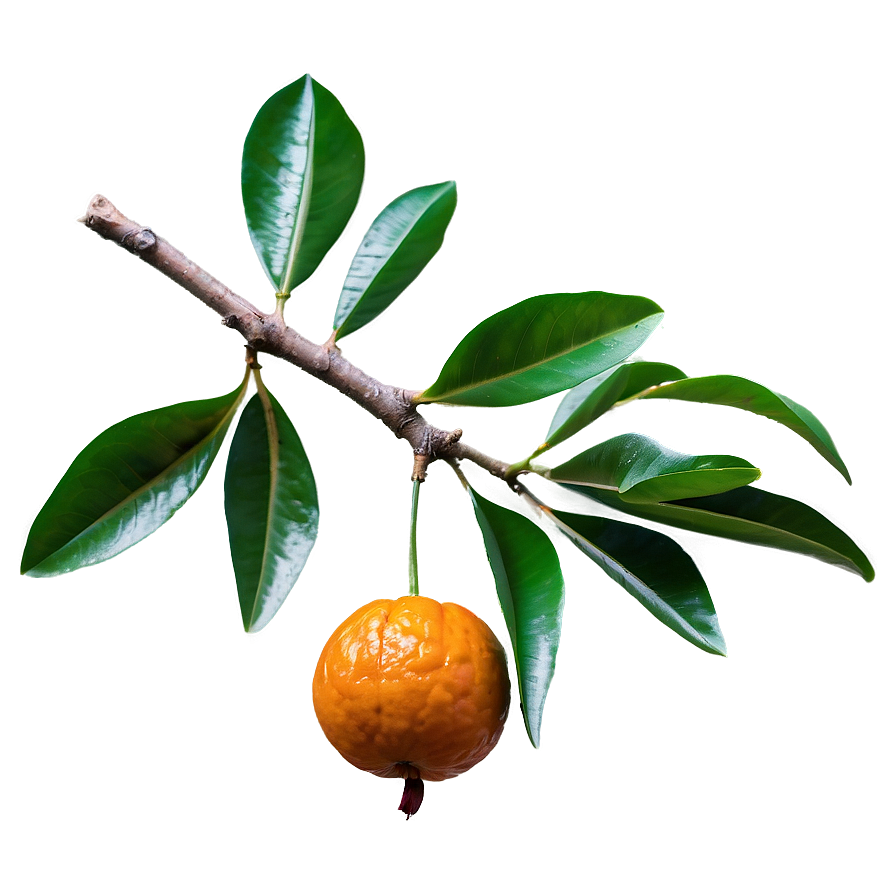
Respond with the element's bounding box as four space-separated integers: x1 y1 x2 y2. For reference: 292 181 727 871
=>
2 2 894 894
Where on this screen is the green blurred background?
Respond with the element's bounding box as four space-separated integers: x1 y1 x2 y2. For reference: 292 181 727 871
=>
2 2 894 894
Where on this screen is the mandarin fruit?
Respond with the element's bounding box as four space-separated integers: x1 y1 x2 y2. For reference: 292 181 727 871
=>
312 595 511 817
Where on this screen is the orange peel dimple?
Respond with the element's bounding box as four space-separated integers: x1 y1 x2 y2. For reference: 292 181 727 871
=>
312 595 511 808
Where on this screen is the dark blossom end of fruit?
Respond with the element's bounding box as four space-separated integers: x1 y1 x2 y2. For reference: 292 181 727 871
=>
398 776 424 819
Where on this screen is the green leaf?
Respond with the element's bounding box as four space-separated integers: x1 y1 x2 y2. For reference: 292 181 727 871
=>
224 384 319 633
333 182 457 341
241 74 364 296
539 361 686 454
564 484 874 581
21 375 249 577
417 291 664 407
642 375 851 483
547 433 761 503
547 508 725 655
468 487 565 747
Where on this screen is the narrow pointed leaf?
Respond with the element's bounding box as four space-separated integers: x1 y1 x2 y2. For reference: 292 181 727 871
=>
242 74 364 295
21 376 249 577
540 361 686 454
333 181 457 340
417 292 663 407
468 487 565 747
642 375 851 483
547 508 725 655
547 433 761 503
564 484 874 581
224 385 319 633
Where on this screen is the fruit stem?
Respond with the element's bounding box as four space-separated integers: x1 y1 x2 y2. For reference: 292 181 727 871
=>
408 478 421 596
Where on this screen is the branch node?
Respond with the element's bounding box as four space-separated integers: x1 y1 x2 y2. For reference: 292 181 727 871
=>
313 343 331 372
120 227 157 254
411 423 435 482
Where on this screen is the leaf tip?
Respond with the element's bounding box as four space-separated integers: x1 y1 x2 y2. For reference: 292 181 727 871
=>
705 632 727 657
20 555 51 577
523 708 542 748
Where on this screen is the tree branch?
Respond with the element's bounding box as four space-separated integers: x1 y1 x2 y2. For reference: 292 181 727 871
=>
81 195 510 479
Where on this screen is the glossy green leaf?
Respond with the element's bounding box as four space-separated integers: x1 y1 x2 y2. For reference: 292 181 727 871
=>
564 484 874 581
547 433 761 503
21 375 249 577
538 361 686 455
242 74 364 295
333 181 457 341
642 375 851 483
417 291 664 407
224 384 319 633
468 487 565 747
547 508 725 655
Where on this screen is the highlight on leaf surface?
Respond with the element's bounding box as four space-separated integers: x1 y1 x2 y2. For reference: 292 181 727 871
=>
544 506 726 655
242 74 364 296
539 361 687 455
641 375 852 483
417 291 664 407
333 181 457 341
467 486 565 747
563 484 874 581
546 433 761 503
224 383 319 633
21 376 249 577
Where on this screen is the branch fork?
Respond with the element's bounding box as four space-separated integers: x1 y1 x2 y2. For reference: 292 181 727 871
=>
82 195 509 481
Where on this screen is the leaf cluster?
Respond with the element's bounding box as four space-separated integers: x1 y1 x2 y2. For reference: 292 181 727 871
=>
21 75 873 749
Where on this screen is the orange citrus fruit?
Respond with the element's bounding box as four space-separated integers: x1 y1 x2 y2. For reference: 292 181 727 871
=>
312 595 511 817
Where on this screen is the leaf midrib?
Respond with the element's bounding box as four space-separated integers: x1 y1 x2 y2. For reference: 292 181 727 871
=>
549 464 761 496
551 513 719 651
429 308 662 402
249 382 282 631
338 183 453 333
279 78 316 295
656 499 858 565
648 377 849 480
31 383 246 573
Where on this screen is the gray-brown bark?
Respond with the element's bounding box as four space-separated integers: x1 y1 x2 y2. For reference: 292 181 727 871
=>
81 195 509 480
